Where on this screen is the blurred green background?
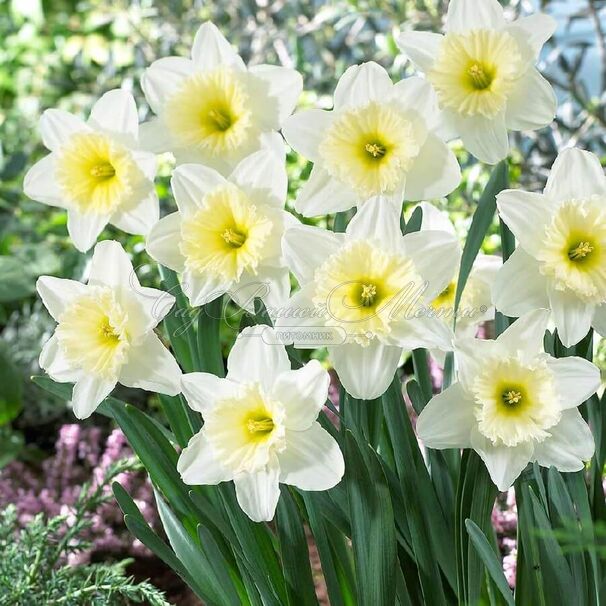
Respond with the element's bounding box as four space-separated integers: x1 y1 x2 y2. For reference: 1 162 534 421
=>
1 0 605 456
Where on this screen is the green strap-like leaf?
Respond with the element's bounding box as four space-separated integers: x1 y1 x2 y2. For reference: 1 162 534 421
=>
465 519 514 606
155 489 242 606
276 488 319 606
112 482 212 603
454 161 509 317
344 429 398 606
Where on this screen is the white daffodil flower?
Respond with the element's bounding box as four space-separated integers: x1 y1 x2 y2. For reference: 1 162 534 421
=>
37 240 182 419
146 150 292 311
275 197 460 399
140 21 302 172
417 309 599 491
281 62 461 217
494 148 606 347
415 201 500 365
397 0 557 164
177 326 344 522
24 89 159 252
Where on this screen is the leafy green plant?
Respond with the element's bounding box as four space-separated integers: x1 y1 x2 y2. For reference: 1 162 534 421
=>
0 459 170 606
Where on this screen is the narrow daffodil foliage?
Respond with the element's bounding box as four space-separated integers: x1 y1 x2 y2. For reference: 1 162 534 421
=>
283 62 461 216
398 0 557 164
494 148 606 346
36 240 182 418
23 90 159 252
177 326 344 522
417 309 599 490
140 21 302 171
146 149 291 310
276 197 460 398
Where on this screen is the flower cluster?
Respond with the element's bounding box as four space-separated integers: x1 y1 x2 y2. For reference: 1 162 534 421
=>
26 0 604 519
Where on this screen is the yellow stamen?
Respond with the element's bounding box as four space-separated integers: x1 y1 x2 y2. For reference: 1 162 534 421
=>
247 417 274 434
502 390 522 407
222 227 246 248
100 318 119 343
360 283 377 307
568 241 594 261
364 142 386 159
468 63 493 90
90 162 116 179
208 108 232 132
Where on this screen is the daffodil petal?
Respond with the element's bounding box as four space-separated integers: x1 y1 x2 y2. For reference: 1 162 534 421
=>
505 69 556 131
146 212 186 273
111 188 159 236
178 431 234 485
141 57 195 115
171 163 228 216
404 133 461 201
191 21 245 71
67 210 109 253
457 111 509 165
401 229 460 300
36 276 87 321
282 109 334 162
533 410 594 471
88 239 136 290
506 13 557 58
248 64 303 129
271 361 330 430
89 89 139 142
396 31 443 73
416 382 476 448
294 166 359 217
445 0 505 33
282 224 343 284
496 189 553 257
23 155 65 207
329 340 401 400
496 309 550 359
234 461 281 522
492 248 549 317
471 430 533 491
39 334 82 383
119 332 181 395
548 286 594 347
547 357 601 409
333 61 393 110
229 149 287 207
39 109 90 151
345 196 403 251
545 147 606 201
227 326 291 391
181 373 240 415
417 201 456 235
72 374 116 420
278 423 344 490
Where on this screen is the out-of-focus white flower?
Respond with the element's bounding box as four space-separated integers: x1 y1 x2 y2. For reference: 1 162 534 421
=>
415 201 500 364
37 240 182 419
146 150 292 311
397 0 556 164
177 326 344 522
417 309 599 490
282 62 461 217
276 197 460 399
494 148 606 347
24 90 159 252
140 21 302 172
